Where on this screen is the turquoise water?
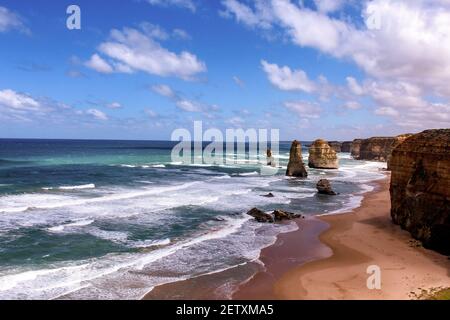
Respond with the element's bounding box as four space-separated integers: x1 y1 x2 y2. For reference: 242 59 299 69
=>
0 139 385 299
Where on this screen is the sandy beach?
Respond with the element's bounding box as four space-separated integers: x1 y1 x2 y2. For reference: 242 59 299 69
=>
236 174 450 299
146 174 450 300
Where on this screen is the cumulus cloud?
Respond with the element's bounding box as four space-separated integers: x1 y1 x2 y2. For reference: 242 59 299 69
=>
85 54 114 74
146 0 196 12
223 0 450 130
261 60 316 93
86 109 108 121
0 6 28 33
0 89 40 111
220 0 274 29
86 27 206 80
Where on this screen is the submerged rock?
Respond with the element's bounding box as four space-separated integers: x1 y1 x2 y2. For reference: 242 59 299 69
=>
286 140 308 177
246 208 274 223
261 192 275 198
316 179 337 195
390 129 450 255
308 139 339 169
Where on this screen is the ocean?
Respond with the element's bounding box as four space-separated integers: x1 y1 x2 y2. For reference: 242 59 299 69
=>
0 139 386 299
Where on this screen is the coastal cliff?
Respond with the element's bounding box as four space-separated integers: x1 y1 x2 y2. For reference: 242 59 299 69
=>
357 134 413 162
286 140 308 177
328 141 342 153
341 141 352 153
308 139 339 169
390 129 450 255
350 139 362 158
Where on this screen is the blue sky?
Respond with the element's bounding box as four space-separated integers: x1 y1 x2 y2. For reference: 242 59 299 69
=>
0 0 449 140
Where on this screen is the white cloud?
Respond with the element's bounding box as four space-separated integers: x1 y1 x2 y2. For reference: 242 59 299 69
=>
145 109 159 118
152 83 208 113
226 116 245 127
224 0 450 130
87 27 206 80
313 0 344 13
261 60 316 93
176 99 202 112
0 6 27 33
107 102 122 109
0 89 40 111
284 101 322 119
152 84 176 98
86 109 108 121
146 0 196 12
85 54 114 74
173 28 191 40
220 0 274 29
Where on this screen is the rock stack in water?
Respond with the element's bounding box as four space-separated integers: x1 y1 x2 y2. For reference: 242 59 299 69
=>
351 139 362 158
390 129 450 255
286 140 308 177
266 148 275 167
308 139 339 169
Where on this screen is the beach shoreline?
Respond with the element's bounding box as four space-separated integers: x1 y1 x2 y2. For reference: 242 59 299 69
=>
144 174 450 300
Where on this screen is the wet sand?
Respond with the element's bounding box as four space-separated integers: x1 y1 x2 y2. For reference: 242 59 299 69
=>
145 175 450 300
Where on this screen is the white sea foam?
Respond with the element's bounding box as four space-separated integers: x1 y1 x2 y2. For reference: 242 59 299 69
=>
48 219 95 232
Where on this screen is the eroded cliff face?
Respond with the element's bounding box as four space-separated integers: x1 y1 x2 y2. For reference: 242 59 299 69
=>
308 139 339 169
390 129 450 255
328 141 342 153
357 134 413 162
386 134 413 169
341 141 352 153
286 140 308 177
351 139 362 158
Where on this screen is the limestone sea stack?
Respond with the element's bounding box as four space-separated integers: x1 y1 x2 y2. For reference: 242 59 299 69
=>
328 141 342 153
341 141 352 153
286 140 308 177
390 129 450 255
386 134 413 169
266 148 275 167
308 139 339 169
316 179 337 195
350 139 362 158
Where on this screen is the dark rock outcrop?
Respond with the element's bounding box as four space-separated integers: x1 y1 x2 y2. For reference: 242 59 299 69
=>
316 179 337 195
351 139 363 158
341 141 352 153
246 208 274 223
390 129 450 255
328 141 342 153
358 134 413 162
266 149 276 167
246 208 302 223
286 140 308 177
308 139 339 169
273 210 302 221
261 192 275 198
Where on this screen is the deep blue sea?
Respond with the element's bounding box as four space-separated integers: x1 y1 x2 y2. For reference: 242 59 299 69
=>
0 139 385 299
